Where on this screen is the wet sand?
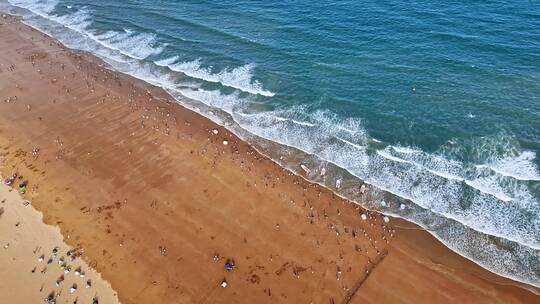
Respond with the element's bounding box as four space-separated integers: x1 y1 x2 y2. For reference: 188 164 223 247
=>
0 180 119 304
0 14 538 304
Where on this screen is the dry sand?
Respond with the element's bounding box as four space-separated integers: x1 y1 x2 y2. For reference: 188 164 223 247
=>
0 181 119 304
0 14 538 304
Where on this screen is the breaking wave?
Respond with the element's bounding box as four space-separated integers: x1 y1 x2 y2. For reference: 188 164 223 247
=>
173 87 540 287
7 0 275 97
3 0 539 288
155 57 275 97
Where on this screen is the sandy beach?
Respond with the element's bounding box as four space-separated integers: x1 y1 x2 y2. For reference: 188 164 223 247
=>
0 14 538 304
0 179 119 304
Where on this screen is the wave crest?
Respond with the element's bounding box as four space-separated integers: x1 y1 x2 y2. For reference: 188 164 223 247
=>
156 57 275 97
4 1 539 288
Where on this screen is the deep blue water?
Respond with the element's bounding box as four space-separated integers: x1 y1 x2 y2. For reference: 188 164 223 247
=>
3 0 539 287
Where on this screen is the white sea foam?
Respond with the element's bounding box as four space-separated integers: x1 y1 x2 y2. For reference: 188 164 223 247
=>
230 103 533 226
392 146 421 154
398 153 465 182
376 150 408 163
268 116 315 127
155 56 180 67
424 168 464 181
338 126 356 133
156 58 275 97
9 0 92 32
478 151 540 181
58 19 164 61
177 87 242 114
47 8 92 31
8 0 57 15
8 2 164 62
91 30 165 60
201 97 540 251
5 1 539 287
464 179 513 202
336 137 365 150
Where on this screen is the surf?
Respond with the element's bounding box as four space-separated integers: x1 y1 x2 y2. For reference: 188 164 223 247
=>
156 57 275 97
3 0 539 289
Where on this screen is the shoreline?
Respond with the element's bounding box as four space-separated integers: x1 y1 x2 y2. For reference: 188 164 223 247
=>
3 2 538 287
0 13 538 303
4 4 538 289
0 179 120 304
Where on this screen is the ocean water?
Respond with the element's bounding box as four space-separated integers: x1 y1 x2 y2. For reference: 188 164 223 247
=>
2 0 539 287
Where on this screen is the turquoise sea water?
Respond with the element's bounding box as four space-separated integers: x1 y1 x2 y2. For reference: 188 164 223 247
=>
2 0 539 287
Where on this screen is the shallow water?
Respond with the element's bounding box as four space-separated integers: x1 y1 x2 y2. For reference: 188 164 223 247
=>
3 0 539 287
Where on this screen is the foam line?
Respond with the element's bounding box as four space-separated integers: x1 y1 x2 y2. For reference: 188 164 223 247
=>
5 1 539 288
159 58 275 97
